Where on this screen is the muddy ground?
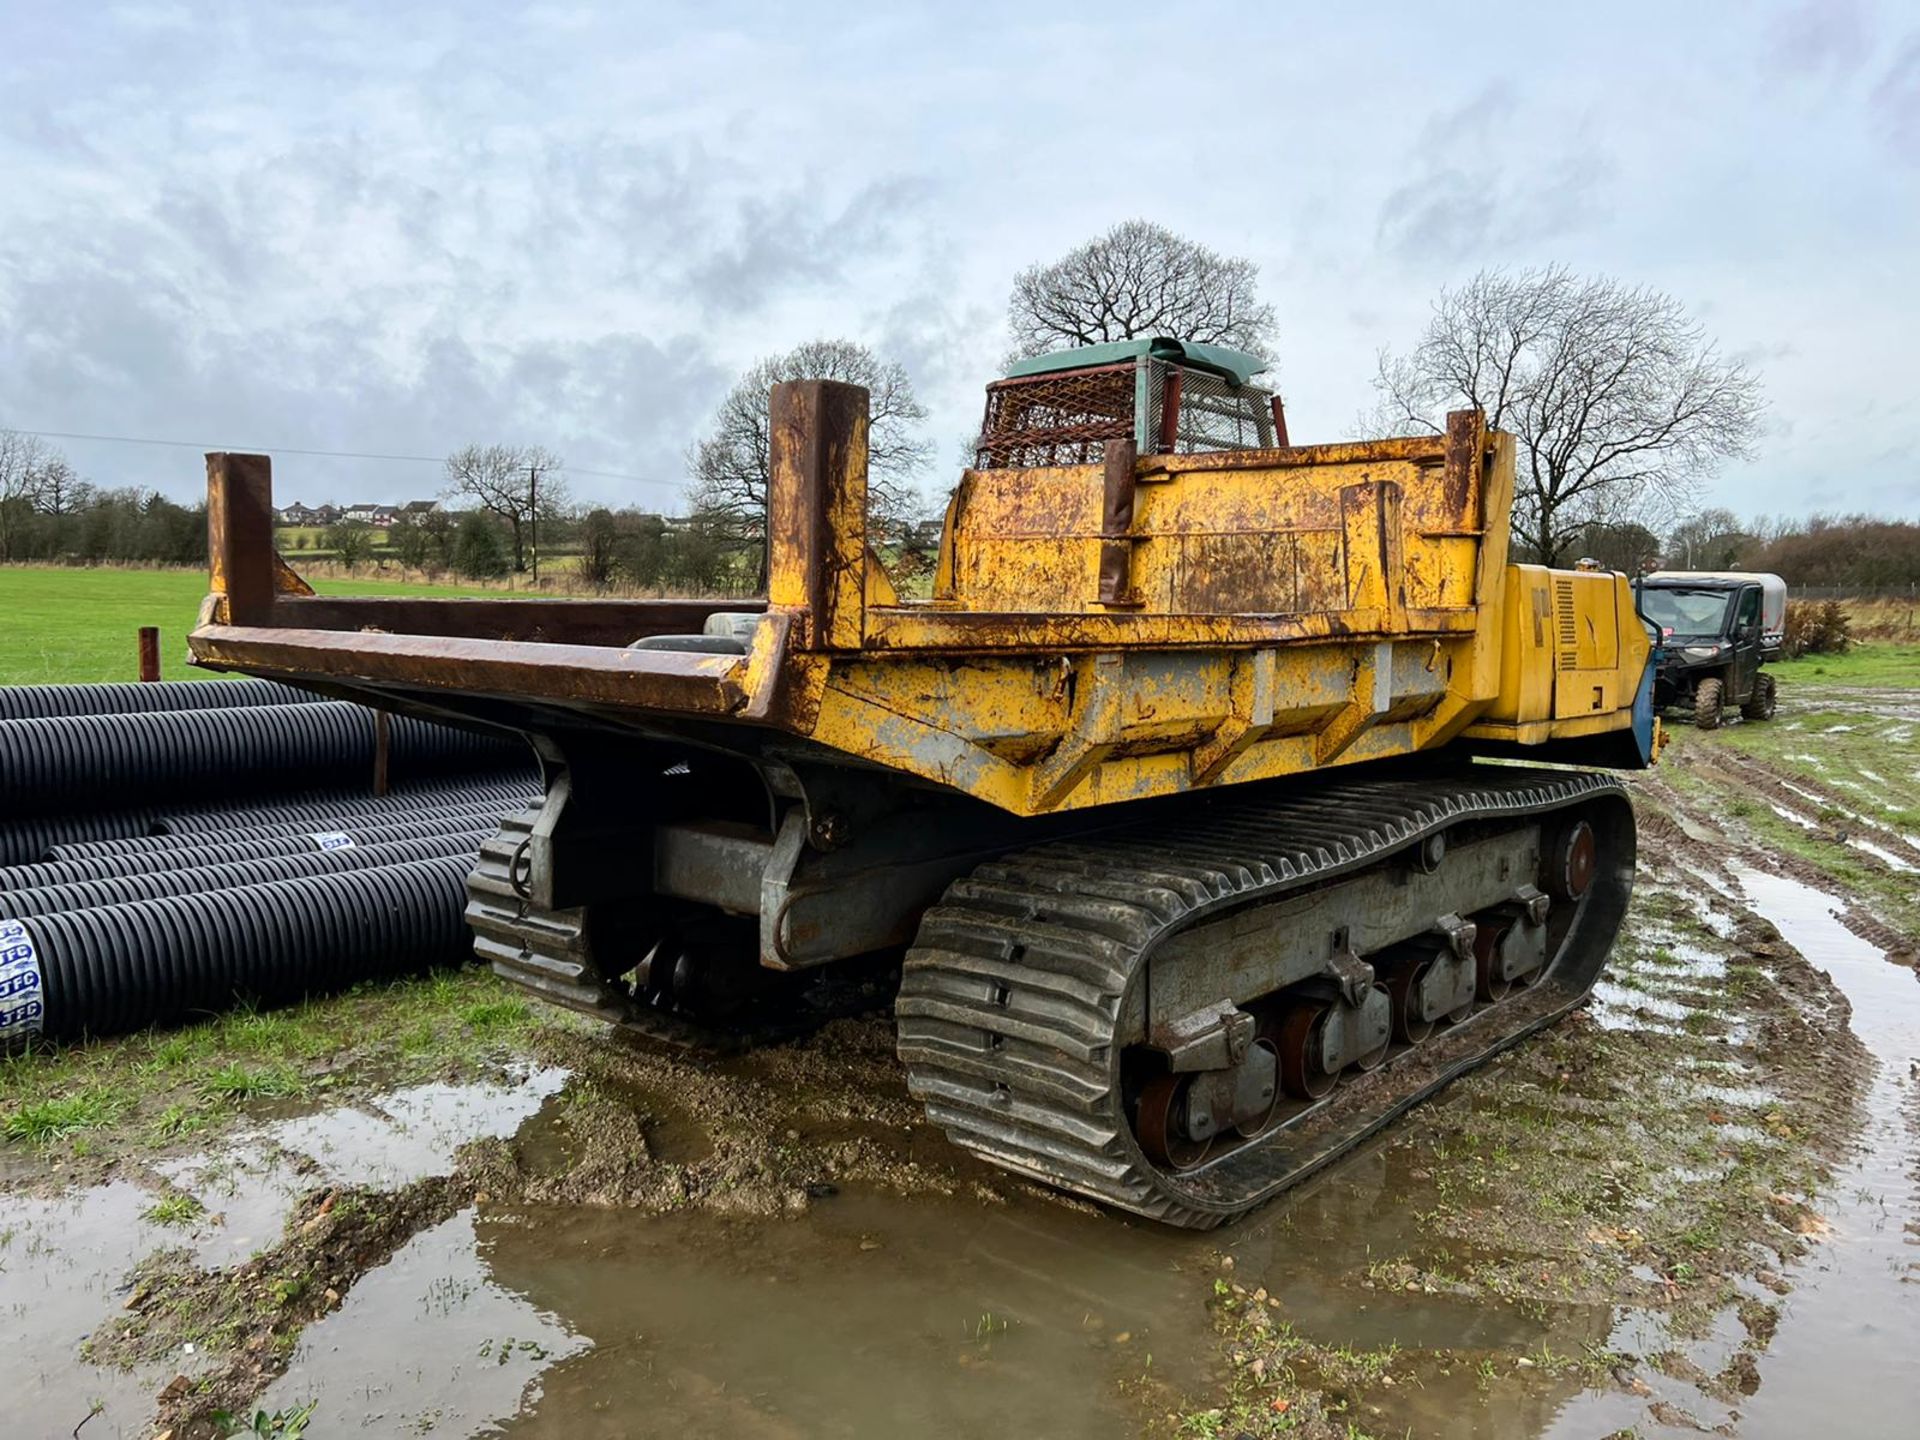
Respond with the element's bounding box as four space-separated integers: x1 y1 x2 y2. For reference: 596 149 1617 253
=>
3 661 1917 1440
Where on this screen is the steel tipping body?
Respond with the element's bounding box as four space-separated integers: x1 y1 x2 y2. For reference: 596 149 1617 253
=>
189 382 1653 822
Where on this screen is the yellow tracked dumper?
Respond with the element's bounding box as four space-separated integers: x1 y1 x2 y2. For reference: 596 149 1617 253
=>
190 337 1656 1227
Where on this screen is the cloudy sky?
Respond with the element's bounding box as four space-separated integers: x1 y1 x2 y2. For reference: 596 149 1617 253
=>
2 1 1915 518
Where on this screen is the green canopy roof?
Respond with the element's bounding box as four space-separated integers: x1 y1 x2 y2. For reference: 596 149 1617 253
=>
1003 336 1269 387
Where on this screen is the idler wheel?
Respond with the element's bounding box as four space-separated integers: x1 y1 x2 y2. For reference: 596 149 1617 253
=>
1474 921 1514 1003
1136 1073 1212 1171
1274 1002 1338 1099
1386 962 1435 1046
1545 819 1597 901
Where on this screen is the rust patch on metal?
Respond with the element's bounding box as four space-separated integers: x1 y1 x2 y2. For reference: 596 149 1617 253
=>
190 626 749 715
768 380 869 651
205 452 276 625
1442 409 1482 517
1096 438 1141 607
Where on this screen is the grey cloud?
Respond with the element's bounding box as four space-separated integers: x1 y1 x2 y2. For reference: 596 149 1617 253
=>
1376 147 1614 266
1766 0 1873 78
683 174 937 318
1872 34 1920 163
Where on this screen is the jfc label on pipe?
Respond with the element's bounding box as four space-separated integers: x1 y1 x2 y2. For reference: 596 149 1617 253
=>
0 919 46 1038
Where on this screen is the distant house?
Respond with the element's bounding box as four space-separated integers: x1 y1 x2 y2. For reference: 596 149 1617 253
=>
278 500 323 525
341 504 401 528
401 499 441 517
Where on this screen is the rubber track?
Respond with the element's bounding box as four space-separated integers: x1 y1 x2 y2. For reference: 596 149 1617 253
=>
895 764 1632 1229
466 809 750 1051
467 811 885 1053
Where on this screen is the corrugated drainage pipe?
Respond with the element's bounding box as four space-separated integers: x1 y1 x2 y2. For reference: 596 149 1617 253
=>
0 832 484 920
0 818 498 891
0 703 527 818
0 678 318 722
0 856 477 1043
0 811 159 869
153 777 539 834
48 799 525 860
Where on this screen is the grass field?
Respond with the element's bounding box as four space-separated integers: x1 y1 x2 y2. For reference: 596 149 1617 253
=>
1772 644 1920 687
0 566 503 684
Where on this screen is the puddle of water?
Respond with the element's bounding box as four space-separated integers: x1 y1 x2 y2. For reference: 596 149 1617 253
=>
1848 836 1917 872
0 1066 571 1436
153 1065 569 1268
480 1188 1211 1440
1729 864 1920 1438
270 1066 570 1192
1768 802 1817 830
257 1206 584 1435
0 1182 181 1439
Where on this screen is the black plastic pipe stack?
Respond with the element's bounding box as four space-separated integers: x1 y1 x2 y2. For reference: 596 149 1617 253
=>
48 797 529 860
0 831 485 920
0 678 318 722
0 815 498 890
0 810 160 869
0 702 527 818
0 856 475 1041
152 776 538 834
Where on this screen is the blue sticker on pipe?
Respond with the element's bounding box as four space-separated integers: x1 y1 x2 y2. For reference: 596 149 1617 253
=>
0 918 46 1038
309 832 355 851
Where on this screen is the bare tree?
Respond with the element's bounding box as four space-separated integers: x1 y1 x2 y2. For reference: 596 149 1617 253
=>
688 338 932 591
0 431 64 561
1007 220 1278 361
442 445 569 574
1371 267 1764 566
1663 506 1757 570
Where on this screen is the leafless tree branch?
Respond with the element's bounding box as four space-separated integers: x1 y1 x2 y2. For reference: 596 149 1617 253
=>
686 337 933 591
442 443 568 572
1007 220 1277 363
1369 267 1764 564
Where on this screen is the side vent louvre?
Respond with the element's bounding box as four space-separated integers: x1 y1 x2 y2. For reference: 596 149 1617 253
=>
1555 578 1579 670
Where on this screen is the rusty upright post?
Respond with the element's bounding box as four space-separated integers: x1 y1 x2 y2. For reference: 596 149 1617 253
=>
767 380 870 651
1095 438 1141 607
1269 395 1291 449
205 453 276 626
1156 370 1183 453
137 627 161 682
372 710 391 796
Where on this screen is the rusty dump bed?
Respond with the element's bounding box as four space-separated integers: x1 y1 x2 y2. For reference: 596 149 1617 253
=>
189 382 1651 817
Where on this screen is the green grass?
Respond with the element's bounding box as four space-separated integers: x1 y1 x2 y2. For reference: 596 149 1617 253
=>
201 1061 307 1102
0 968 550 1161
0 566 510 684
2 1089 122 1142
144 1192 206 1227
1773 643 1920 689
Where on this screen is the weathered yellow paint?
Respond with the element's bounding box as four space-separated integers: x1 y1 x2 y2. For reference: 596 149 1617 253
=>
188 383 1651 823
747 403 1650 816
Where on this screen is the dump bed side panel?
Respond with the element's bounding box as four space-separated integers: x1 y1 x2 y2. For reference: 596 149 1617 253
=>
932 416 1491 626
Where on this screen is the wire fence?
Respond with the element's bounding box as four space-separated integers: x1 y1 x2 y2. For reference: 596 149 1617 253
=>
1787 584 1920 600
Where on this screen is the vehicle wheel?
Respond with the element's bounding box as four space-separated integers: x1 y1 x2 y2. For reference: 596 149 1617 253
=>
1741 672 1777 721
1694 676 1724 730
